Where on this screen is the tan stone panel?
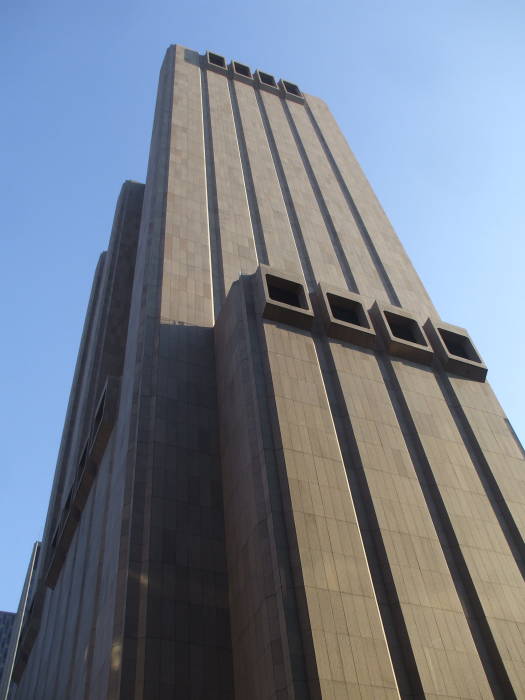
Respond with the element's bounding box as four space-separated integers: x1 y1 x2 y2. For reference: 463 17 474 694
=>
449 375 525 539
329 340 493 697
206 71 258 295
393 359 525 696
161 46 212 326
215 285 304 698
260 91 348 289
234 84 302 275
306 94 437 321
287 99 388 307
263 322 398 696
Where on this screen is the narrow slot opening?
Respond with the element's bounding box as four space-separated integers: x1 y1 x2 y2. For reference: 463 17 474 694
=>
77 443 88 475
283 80 301 96
208 52 226 68
439 329 480 362
93 388 106 433
266 274 306 308
233 61 251 78
327 293 368 327
385 312 425 345
259 71 277 87
51 524 60 548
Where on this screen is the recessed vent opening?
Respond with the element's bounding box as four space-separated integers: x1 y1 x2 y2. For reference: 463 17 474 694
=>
439 328 480 362
327 293 368 327
385 312 425 345
266 274 306 309
233 61 251 78
208 52 226 68
259 71 277 87
283 80 301 96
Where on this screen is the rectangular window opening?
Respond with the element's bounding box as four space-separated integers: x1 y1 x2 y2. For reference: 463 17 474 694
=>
259 71 277 87
439 329 480 362
208 52 226 68
327 293 368 327
266 274 306 309
385 312 424 345
283 80 301 96
233 61 251 78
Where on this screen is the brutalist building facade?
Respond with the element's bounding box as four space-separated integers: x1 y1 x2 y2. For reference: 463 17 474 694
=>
9 45 524 699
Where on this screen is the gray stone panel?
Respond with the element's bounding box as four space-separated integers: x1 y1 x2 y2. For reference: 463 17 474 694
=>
393 359 525 696
233 82 302 276
204 69 257 300
329 340 493 698
259 89 348 291
287 98 389 308
306 94 437 320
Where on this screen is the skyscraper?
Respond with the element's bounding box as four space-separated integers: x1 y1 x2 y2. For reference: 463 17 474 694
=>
8 43 524 699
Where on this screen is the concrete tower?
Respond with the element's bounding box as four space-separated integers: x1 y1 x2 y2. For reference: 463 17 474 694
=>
8 45 524 699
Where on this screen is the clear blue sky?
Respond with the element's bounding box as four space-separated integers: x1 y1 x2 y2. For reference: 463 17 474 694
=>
1 0 524 612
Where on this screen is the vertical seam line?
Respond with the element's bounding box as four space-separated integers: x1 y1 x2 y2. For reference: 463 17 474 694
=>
255 91 315 291
436 371 525 577
200 67 225 318
377 355 515 699
228 79 267 266
313 336 423 698
280 97 359 293
305 102 401 306
255 89 418 694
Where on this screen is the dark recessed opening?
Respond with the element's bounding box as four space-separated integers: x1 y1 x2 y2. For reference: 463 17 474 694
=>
208 52 226 68
283 80 301 96
439 329 480 362
266 274 306 309
94 389 106 432
233 61 251 78
270 286 299 306
385 312 425 345
259 71 277 87
327 293 368 327
51 524 60 548
64 489 72 511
